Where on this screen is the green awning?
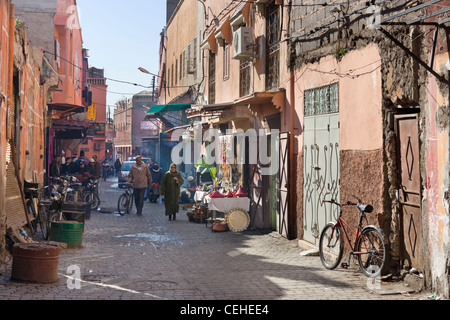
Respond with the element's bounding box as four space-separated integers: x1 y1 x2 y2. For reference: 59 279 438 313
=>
147 104 168 114
146 103 192 114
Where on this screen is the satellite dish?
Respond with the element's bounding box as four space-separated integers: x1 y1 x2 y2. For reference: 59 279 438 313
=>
72 112 86 121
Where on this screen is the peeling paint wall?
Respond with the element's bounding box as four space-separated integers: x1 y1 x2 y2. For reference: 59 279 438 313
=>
425 51 449 298
289 0 450 295
0 0 13 262
0 1 51 262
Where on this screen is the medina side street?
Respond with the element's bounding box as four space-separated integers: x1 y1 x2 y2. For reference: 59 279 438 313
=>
0 178 433 302
0 0 449 303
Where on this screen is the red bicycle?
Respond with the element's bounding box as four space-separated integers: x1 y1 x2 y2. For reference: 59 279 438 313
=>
319 196 386 278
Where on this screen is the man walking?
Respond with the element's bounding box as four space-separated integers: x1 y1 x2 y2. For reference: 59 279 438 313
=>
49 155 61 178
92 155 102 179
127 155 152 216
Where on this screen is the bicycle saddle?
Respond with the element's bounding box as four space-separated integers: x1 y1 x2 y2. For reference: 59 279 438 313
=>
357 203 373 213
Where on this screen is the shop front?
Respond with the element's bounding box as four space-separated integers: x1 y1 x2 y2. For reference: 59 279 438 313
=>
47 103 88 181
186 96 284 232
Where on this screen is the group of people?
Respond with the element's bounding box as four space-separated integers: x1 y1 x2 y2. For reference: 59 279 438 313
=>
49 152 102 187
51 153 187 220
126 156 184 220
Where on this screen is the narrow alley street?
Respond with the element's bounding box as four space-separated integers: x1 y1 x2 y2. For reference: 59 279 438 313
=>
0 179 431 307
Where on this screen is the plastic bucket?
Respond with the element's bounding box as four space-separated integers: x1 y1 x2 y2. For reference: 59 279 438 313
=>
11 243 59 283
50 221 84 248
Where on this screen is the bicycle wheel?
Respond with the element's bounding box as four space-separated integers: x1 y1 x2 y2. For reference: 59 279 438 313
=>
47 211 67 237
127 194 134 214
319 222 343 270
48 211 67 223
26 200 39 233
355 227 385 278
84 192 100 210
65 190 76 202
37 205 49 240
118 194 128 216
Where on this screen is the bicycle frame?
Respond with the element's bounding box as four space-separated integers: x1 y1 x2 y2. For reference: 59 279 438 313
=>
334 216 363 255
327 202 370 256
118 184 134 215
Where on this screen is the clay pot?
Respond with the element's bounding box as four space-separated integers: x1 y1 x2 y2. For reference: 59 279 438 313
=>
235 186 248 198
209 190 225 198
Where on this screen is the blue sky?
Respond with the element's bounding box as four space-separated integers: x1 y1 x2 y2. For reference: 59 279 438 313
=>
77 0 167 109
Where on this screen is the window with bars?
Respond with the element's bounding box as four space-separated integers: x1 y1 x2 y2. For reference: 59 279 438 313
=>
167 66 171 91
171 64 174 88
304 83 339 116
182 50 186 78
193 37 198 78
208 52 216 104
175 59 178 85
224 44 230 81
266 2 280 91
240 60 251 97
179 53 183 81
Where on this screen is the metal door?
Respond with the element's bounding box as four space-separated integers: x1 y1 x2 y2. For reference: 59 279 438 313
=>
395 114 423 271
279 132 289 238
303 114 340 245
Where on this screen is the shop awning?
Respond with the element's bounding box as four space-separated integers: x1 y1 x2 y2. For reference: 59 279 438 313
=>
48 102 85 114
51 118 88 139
146 103 192 115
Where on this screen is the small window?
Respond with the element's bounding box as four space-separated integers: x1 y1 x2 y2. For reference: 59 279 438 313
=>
208 52 216 104
304 83 339 116
240 60 250 97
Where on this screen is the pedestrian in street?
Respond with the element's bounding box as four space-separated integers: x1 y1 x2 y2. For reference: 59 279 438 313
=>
114 158 122 177
160 163 184 221
69 156 77 174
49 155 61 178
145 162 163 200
127 155 152 216
92 155 102 179
61 156 72 175
150 162 163 184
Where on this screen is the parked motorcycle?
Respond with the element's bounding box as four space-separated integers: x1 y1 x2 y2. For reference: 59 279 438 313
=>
83 178 100 210
147 183 160 203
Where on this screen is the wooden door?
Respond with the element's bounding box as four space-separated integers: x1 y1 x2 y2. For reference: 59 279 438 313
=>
279 132 289 238
395 114 423 271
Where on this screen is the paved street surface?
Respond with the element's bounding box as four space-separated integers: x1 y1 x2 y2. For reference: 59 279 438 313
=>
0 179 434 309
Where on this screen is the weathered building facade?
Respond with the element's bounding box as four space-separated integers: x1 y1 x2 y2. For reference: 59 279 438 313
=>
162 0 449 297
14 0 89 170
113 97 132 162
85 66 108 161
0 0 59 261
288 0 449 297
185 0 292 234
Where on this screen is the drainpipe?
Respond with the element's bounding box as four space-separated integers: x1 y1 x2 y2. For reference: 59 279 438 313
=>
289 69 295 239
6 3 15 140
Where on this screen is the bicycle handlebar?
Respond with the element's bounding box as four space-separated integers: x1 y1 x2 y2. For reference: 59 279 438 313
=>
322 198 358 207
322 197 373 214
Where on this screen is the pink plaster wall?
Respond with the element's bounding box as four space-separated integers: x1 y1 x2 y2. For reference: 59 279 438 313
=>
425 52 449 294
52 0 83 106
294 44 383 152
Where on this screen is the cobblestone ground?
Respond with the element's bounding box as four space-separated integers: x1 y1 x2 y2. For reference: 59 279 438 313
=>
0 179 433 308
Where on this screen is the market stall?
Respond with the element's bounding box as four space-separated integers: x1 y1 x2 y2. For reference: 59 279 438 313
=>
204 195 250 212
188 133 250 231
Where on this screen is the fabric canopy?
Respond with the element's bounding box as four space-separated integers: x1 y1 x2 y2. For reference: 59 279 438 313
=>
147 103 191 115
